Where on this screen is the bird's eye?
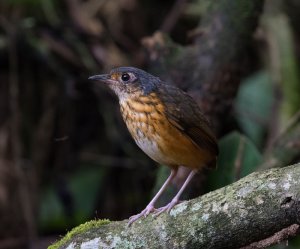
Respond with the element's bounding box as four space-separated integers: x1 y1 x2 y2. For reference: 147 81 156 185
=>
121 73 130 82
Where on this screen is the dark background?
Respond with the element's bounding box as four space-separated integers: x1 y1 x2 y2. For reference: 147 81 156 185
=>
0 0 300 248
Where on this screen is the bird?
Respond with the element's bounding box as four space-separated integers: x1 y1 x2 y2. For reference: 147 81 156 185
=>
89 67 218 226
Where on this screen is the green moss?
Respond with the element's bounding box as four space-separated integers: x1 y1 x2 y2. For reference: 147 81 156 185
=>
48 219 110 249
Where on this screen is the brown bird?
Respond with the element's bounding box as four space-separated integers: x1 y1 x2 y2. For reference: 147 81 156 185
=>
89 67 218 225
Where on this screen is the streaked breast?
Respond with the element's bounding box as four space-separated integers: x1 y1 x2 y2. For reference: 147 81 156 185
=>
120 95 167 163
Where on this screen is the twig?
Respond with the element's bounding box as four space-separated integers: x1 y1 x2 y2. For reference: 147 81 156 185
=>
259 109 300 170
160 0 187 33
271 108 300 145
240 224 300 249
41 32 82 68
263 85 281 154
234 135 245 180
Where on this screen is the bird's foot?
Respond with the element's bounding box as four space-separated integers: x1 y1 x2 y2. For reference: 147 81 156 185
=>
154 199 180 217
128 205 156 226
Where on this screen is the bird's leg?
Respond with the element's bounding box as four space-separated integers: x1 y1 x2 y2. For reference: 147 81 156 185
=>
128 168 177 226
154 169 197 217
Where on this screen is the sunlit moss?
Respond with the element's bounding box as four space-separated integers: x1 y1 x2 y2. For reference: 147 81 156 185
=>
48 219 110 249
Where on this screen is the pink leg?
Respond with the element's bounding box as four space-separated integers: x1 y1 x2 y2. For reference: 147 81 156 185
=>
128 169 177 226
155 169 197 217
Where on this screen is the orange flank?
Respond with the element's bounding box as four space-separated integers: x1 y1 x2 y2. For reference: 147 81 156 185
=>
121 93 214 170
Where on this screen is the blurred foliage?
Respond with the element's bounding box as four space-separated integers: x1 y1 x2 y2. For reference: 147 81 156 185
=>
235 71 274 148
39 167 106 232
262 2 300 127
206 132 262 191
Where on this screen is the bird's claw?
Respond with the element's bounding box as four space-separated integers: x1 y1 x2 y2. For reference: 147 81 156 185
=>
128 199 182 226
154 199 180 217
128 205 156 226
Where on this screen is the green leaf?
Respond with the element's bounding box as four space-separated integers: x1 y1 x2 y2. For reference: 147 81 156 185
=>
206 131 262 191
235 71 274 148
38 167 105 232
38 185 67 231
69 167 105 223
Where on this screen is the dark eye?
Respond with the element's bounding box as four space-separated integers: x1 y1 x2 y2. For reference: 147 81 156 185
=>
121 73 130 82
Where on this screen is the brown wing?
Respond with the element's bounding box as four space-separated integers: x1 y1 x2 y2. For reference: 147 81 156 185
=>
158 84 219 156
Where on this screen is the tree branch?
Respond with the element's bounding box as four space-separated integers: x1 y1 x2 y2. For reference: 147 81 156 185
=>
50 164 300 249
241 224 300 249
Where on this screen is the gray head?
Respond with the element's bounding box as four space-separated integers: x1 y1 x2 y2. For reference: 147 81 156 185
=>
89 67 160 100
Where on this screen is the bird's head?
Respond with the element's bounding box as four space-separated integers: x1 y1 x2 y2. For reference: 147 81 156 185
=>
89 67 160 101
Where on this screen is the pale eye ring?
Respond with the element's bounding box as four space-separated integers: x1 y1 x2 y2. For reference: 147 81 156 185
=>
121 73 130 82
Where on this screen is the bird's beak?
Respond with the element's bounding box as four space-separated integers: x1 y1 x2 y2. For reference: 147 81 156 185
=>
88 74 116 84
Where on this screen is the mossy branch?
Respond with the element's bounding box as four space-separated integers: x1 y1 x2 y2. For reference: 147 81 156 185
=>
50 163 300 249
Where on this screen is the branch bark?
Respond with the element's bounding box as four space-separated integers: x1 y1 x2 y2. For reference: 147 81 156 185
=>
52 163 300 249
